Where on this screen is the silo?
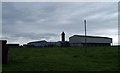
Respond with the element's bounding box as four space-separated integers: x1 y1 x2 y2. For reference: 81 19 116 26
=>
61 32 65 42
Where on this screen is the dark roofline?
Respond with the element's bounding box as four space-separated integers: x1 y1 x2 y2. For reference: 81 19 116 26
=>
69 35 112 39
28 40 47 44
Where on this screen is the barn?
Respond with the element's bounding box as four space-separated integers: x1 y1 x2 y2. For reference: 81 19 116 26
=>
27 40 48 47
69 35 112 46
47 41 61 47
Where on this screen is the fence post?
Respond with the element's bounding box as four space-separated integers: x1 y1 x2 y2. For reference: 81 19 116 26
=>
1 40 8 64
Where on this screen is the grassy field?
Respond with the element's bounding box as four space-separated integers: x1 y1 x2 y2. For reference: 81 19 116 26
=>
2 46 119 71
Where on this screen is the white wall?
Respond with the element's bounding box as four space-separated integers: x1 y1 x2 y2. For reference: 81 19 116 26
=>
80 37 112 43
69 35 112 44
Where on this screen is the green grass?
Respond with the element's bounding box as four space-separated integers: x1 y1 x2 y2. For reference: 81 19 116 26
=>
2 46 119 71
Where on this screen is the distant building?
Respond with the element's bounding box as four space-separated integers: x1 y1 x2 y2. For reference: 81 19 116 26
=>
60 41 70 47
7 44 19 48
61 32 69 47
47 41 61 47
27 40 48 47
26 32 69 47
69 35 112 46
26 32 112 47
23 44 28 47
27 41 62 47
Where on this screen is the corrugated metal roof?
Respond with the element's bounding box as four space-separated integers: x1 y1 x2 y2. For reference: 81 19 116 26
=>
69 35 112 39
28 40 47 44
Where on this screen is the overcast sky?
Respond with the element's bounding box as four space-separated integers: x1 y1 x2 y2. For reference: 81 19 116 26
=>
1 2 118 45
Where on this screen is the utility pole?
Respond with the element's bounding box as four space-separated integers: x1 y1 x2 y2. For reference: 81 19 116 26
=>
84 20 87 46
84 20 87 54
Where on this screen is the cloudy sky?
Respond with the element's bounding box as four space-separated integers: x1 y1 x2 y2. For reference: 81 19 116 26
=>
1 2 118 45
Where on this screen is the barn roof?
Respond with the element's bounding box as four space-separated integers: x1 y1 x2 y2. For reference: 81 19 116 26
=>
28 40 47 44
69 35 112 39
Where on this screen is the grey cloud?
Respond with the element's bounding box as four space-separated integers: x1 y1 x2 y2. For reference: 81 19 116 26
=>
13 33 59 40
0 2 2 37
2 2 118 45
2 3 27 22
2 32 59 44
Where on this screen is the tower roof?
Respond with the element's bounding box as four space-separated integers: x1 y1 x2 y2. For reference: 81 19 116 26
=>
61 32 65 35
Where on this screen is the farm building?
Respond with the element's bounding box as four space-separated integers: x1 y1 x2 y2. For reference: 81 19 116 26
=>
7 44 19 48
27 40 48 47
26 32 67 47
69 35 112 46
27 41 69 47
47 42 61 47
26 32 112 47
